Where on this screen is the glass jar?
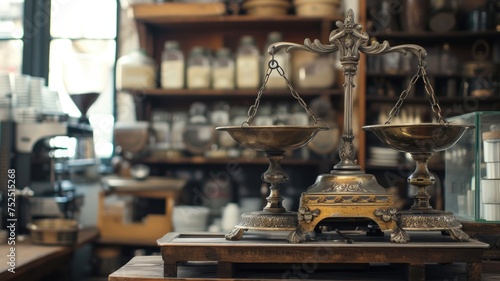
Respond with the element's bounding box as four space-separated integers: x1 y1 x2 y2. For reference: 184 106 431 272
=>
236 35 260 89
297 54 335 89
263 31 290 89
439 43 457 75
212 48 235 89
160 40 184 89
187 46 211 89
116 49 156 90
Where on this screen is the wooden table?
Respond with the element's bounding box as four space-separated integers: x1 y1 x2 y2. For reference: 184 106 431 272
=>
0 227 99 281
461 221 500 273
110 255 500 281
153 231 490 281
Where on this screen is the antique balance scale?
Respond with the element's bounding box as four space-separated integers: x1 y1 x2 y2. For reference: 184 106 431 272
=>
217 9 471 243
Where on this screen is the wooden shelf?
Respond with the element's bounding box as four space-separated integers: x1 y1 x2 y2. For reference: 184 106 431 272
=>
142 156 328 166
134 12 343 25
366 72 462 79
129 88 343 99
365 95 500 104
368 30 500 42
132 2 226 19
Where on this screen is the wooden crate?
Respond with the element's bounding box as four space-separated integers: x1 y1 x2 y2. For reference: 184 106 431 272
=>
98 176 185 245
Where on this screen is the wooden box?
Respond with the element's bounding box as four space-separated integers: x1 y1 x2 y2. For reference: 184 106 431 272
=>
98 176 185 244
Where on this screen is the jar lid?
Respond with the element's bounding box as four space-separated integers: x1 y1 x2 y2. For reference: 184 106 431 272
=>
190 46 205 56
164 40 180 49
267 31 283 43
483 130 500 141
216 47 231 58
240 35 255 46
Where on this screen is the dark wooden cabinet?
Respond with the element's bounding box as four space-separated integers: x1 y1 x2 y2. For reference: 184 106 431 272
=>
124 4 364 212
361 0 500 210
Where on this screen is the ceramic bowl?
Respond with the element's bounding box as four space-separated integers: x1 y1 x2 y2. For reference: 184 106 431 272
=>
172 206 210 232
243 0 291 16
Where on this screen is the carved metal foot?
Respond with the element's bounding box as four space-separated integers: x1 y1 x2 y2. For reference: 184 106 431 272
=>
390 226 410 243
225 227 245 241
287 229 307 243
448 228 470 242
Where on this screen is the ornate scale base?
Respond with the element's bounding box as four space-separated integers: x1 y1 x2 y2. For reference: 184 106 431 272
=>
225 211 298 241
215 126 328 241
217 10 472 245
397 210 470 241
287 171 409 244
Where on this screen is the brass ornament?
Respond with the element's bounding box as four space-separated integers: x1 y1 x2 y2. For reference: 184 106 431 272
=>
218 8 470 243
270 9 470 243
216 50 329 241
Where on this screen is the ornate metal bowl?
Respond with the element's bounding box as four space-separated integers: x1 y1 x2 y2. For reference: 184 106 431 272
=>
215 126 329 152
362 123 471 153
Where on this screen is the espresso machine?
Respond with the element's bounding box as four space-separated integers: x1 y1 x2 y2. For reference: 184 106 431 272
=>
12 92 101 232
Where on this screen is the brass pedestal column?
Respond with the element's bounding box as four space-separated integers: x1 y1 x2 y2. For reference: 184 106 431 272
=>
396 152 469 241
225 151 298 241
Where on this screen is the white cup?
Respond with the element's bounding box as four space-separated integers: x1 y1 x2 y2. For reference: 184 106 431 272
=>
482 203 500 221
481 179 500 204
221 203 240 233
486 162 500 179
172 205 210 232
483 131 500 163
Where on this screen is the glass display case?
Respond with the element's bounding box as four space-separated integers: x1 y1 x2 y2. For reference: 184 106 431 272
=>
445 111 500 222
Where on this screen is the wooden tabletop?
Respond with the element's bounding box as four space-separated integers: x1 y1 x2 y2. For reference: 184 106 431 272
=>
157 231 491 281
0 227 99 281
110 255 500 281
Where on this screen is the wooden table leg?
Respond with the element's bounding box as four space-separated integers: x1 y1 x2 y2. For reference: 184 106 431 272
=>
164 261 178 277
466 262 482 281
217 261 234 278
407 263 425 281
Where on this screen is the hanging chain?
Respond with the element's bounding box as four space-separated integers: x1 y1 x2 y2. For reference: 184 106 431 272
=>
420 60 447 124
244 48 320 126
385 50 447 124
385 61 421 124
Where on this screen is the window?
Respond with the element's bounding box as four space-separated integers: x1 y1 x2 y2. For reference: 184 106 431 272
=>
0 0 24 73
0 0 118 165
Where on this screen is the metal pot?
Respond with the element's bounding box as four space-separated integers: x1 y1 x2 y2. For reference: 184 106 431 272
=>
28 218 79 245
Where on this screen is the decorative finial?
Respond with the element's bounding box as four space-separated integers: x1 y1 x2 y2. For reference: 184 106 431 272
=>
346 9 354 25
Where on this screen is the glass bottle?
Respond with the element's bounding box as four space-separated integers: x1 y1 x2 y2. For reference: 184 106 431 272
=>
439 43 457 75
263 31 290 89
116 49 156 90
236 35 260 89
160 40 184 89
212 48 235 89
187 46 211 89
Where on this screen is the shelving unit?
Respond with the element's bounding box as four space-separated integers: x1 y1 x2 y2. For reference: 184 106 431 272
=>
130 88 343 98
362 0 500 210
123 3 361 210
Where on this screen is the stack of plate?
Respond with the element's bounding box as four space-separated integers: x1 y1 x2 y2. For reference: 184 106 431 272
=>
12 74 31 108
42 89 63 114
367 146 401 167
481 130 500 221
0 73 13 120
29 77 44 111
13 107 39 123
